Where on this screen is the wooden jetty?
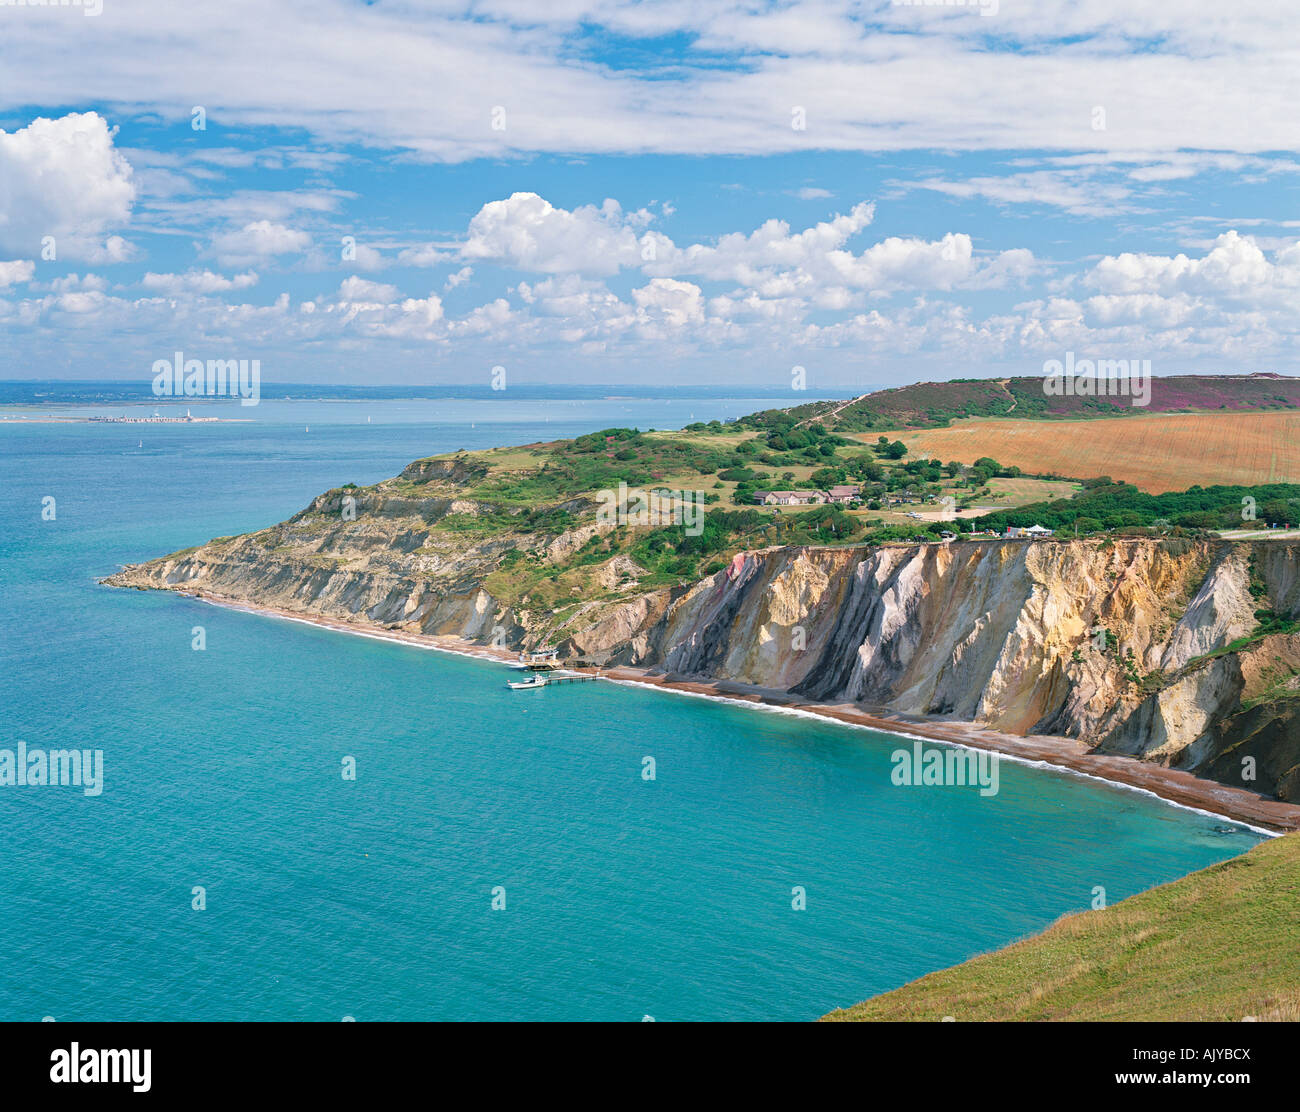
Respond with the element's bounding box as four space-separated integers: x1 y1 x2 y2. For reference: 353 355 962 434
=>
541 672 601 686
505 669 602 691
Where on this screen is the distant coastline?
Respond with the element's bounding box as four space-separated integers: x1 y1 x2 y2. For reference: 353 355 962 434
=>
0 414 251 424
0 380 846 407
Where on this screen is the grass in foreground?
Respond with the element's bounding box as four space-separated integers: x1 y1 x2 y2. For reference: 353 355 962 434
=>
823 833 1300 1022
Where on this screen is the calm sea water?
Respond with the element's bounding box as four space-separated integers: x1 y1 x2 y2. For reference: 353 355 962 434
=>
0 393 1262 1021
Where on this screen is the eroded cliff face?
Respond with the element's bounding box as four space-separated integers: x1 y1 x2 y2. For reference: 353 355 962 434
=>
107 512 1300 800
106 469 598 646
606 539 1298 797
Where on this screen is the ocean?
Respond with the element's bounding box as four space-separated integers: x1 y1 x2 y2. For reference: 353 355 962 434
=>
0 391 1262 1021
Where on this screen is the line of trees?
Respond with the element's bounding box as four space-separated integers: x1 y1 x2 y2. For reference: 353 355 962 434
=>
974 480 1300 535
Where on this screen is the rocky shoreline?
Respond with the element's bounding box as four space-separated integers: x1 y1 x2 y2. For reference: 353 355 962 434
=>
153 587 1300 834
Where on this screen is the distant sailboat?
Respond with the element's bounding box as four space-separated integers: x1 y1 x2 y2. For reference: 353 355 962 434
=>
137 440 142 448
305 425 309 432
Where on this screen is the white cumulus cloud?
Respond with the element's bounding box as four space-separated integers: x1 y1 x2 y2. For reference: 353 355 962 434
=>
462 193 644 276
0 113 135 260
141 269 259 295
210 220 311 268
0 260 36 289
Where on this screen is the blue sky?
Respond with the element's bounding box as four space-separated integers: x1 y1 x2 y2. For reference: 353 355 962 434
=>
1 0 1299 389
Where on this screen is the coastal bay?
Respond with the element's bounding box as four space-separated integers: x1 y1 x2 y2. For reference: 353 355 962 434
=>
2 395 1267 1021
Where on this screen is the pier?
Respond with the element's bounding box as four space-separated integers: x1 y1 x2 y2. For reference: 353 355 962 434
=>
506 669 603 690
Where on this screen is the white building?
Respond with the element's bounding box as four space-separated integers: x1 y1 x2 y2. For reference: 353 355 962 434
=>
754 490 827 506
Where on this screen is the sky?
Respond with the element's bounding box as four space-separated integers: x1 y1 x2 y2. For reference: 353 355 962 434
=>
1 0 1299 391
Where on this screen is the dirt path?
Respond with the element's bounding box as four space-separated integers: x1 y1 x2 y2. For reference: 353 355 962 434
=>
796 393 867 428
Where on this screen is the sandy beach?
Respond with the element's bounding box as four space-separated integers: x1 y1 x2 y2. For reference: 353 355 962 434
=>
169 588 1300 834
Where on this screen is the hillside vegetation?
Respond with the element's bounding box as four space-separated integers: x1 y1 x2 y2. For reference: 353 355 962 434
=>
143 398 1300 644
972 478 1300 536
765 372 1300 433
824 832 1300 1022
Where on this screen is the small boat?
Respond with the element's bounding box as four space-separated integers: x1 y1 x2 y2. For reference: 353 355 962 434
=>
507 675 548 690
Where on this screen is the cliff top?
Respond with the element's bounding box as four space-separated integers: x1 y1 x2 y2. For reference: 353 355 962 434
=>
824 831 1300 1022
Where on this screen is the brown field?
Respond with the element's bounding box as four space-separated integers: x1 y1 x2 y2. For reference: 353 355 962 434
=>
865 411 1300 493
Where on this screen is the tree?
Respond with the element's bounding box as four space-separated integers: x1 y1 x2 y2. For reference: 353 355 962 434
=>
854 457 884 482
810 466 848 487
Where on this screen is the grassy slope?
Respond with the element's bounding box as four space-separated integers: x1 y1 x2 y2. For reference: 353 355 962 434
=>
823 832 1300 1022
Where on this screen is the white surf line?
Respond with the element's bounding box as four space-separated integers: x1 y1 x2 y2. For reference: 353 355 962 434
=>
601 678 1281 839
191 595 510 662
188 592 1278 838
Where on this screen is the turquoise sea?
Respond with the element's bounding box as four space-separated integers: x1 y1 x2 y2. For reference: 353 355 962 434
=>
0 392 1263 1021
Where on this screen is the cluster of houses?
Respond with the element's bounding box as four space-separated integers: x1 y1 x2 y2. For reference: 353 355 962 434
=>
752 484 862 507
746 484 1059 542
